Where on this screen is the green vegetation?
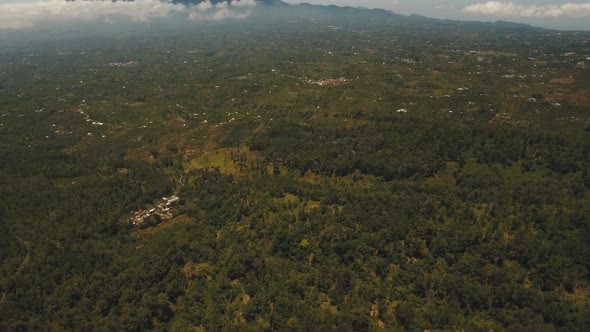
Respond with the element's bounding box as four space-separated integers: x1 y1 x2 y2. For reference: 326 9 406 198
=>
0 8 589 331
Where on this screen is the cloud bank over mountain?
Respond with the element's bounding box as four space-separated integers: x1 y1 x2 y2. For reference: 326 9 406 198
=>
0 0 257 30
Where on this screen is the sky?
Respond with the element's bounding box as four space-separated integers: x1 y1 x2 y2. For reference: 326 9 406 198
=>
0 0 589 31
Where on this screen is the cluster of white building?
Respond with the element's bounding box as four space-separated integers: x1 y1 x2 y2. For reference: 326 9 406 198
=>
130 195 180 226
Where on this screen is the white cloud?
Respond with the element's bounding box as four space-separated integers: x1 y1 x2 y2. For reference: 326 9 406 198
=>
0 0 257 30
463 1 590 18
0 0 186 29
188 0 256 21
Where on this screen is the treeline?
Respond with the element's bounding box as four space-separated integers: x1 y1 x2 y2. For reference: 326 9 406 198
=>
251 117 589 181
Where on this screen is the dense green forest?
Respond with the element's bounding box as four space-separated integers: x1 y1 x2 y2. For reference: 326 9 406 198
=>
1 4 589 331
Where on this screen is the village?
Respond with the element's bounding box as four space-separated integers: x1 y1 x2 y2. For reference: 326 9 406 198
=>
305 77 349 87
129 195 180 226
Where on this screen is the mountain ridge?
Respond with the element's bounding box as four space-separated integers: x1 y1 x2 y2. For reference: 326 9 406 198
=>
65 0 542 30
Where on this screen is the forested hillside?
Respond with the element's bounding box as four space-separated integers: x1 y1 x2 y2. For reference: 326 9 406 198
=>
0 6 589 331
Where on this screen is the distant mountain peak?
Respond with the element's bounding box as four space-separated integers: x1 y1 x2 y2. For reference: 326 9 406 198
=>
493 20 536 29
